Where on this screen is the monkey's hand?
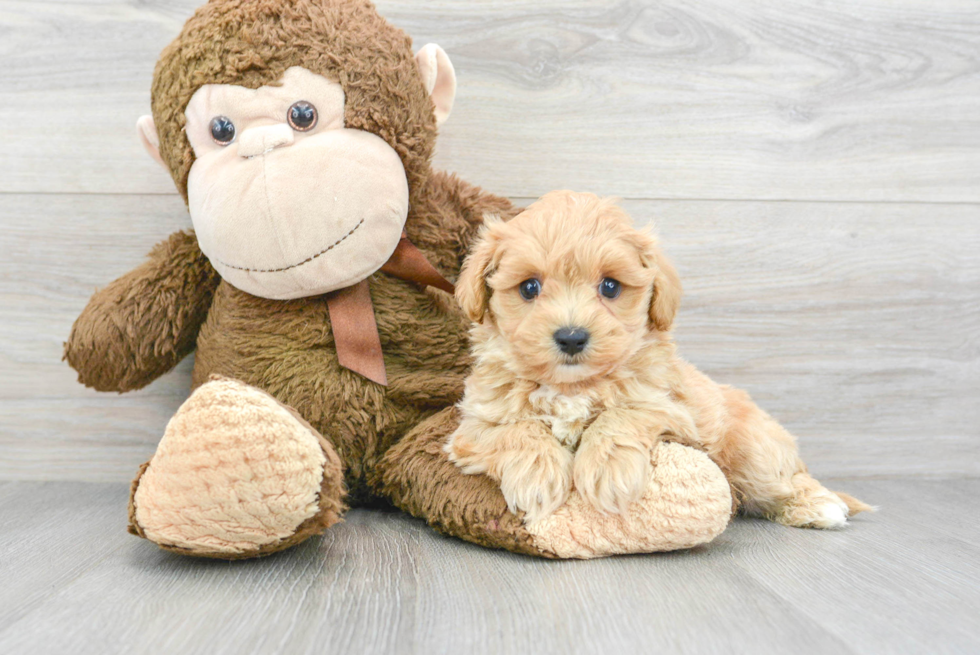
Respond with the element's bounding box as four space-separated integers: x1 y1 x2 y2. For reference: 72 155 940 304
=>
64 230 220 392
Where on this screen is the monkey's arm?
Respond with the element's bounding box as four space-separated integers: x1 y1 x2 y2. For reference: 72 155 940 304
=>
437 173 519 228
424 172 522 274
64 230 220 392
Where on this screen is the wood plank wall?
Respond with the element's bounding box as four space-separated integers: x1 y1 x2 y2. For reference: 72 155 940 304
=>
1 0 978 481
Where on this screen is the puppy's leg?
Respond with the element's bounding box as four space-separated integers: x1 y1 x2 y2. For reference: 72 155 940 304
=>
574 405 697 515
714 387 873 529
446 419 572 523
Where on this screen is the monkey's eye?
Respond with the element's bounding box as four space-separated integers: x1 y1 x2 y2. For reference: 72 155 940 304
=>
209 116 236 145
518 278 542 301
599 277 622 299
287 101 318 131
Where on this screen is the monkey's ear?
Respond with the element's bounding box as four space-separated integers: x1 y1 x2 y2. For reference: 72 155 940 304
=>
456 216 503 323
136 115 167 169
415 44 456 126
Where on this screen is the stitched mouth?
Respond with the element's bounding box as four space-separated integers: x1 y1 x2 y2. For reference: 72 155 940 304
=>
215 218 365 273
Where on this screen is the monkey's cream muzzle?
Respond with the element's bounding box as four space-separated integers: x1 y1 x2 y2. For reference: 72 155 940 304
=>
182 67 410 300
187 127 409 300
236 124 294 158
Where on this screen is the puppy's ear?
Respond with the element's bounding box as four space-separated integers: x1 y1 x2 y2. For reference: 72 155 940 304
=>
650 253 682 331
639 233 682 332
456 216 503 323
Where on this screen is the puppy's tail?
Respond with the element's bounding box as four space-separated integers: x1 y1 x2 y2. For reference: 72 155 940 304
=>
835 491 876 516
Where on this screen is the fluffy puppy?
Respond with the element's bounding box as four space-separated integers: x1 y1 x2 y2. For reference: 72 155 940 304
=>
446 190 872 526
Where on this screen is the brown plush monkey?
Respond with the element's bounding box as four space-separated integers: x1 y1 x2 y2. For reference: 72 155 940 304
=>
65 0 733 559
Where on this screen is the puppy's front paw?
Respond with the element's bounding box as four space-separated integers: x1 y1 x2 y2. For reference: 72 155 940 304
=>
574 439 652 515
444 432 488 475
499 443 573 524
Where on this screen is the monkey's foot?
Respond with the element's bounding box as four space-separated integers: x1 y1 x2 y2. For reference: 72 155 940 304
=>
378 408 734 559
129 376 345 559
525 442 733 557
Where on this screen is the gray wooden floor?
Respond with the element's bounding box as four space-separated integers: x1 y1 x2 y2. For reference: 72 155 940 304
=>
0 478 977 654
2 0 979 653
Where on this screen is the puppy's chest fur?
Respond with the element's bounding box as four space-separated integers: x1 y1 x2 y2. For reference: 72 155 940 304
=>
527 386 602 449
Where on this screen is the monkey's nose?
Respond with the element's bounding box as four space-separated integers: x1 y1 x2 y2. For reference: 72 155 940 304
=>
554 327 590 355
237 124 295 158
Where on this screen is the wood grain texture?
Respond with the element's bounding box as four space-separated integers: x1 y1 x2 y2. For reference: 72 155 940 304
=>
0 0 978 200
724 477 980 654
2 193 977 482
0 479 977 654
0 482 132 630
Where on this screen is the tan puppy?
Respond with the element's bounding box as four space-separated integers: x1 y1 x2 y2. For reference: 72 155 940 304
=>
446 190 872 527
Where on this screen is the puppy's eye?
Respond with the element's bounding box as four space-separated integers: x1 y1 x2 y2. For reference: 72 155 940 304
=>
599 277 622 299
287 101 318 131
209 116 236 145
518 278 542 301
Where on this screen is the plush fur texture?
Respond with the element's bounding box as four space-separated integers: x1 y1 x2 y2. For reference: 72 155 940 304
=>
448 191 872 530
65 230 220 392
377 407 731 559
526 442 731 558
376 407 557 557
187 172 514 507
65 0 734 559
130 376 344 557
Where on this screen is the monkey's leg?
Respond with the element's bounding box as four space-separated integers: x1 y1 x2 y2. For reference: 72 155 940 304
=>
374 408 733 559
128 376 345 559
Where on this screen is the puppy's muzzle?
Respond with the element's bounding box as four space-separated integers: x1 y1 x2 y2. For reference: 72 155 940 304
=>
554 327 589 356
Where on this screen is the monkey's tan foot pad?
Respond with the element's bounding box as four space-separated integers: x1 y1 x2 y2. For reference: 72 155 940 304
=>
377 407 732 559
525 442 732 558
129 375 345 559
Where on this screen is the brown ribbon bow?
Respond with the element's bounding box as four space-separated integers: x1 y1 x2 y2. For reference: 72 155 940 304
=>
325 233 454 386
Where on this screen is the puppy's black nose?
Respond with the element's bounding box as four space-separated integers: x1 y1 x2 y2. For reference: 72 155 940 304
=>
554 327 590 355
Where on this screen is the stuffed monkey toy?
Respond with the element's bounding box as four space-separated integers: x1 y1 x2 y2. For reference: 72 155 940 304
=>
65 0 733 559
